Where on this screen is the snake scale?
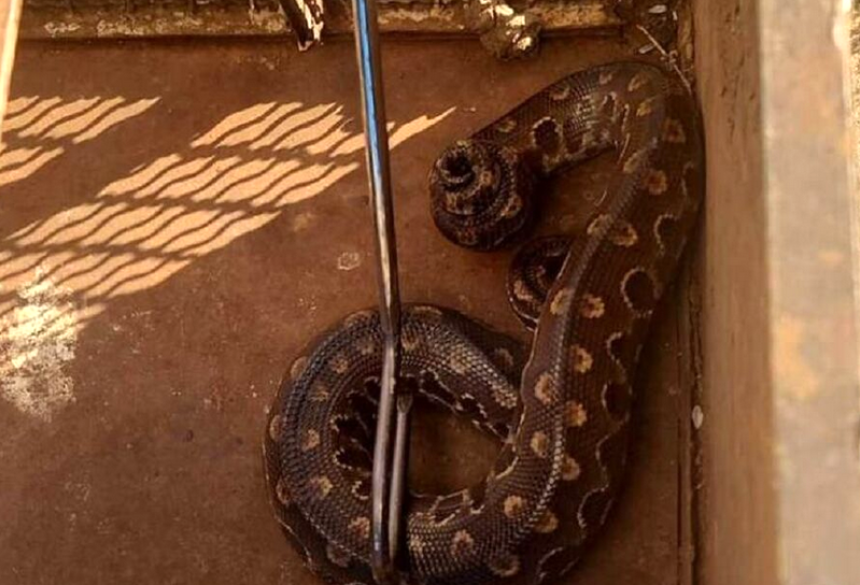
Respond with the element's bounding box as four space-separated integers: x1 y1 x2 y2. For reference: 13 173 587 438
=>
263 61 704 585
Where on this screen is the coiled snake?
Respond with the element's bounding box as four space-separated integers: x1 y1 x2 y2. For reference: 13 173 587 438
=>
263 61 704 585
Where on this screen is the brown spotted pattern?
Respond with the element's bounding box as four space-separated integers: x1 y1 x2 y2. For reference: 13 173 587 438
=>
263 61 703 585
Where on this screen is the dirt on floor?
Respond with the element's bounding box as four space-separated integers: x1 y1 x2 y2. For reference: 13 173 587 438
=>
0 37 695 585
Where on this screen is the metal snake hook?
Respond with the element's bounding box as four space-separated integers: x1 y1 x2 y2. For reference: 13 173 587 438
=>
349 1 412 583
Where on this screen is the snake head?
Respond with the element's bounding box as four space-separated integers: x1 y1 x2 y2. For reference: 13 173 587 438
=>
429 139 537 251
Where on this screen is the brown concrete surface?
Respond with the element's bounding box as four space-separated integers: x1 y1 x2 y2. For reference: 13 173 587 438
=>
0 38 694 585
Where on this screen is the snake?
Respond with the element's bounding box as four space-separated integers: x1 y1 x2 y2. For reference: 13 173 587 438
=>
263 60 704 585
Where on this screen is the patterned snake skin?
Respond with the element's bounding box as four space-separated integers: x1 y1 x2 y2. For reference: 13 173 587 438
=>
263 61 704 585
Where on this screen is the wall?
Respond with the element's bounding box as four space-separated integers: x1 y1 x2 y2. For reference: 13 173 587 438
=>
694 0 860 584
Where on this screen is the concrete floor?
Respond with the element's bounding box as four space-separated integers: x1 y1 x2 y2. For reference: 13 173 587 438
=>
0 37 694 585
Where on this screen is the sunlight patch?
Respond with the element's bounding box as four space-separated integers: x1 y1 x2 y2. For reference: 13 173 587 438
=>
0 268 78 421
0 101 454 326
0 95 160 188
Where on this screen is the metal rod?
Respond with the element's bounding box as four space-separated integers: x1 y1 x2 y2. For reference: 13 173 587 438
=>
348 0 411 582
387 392 412 551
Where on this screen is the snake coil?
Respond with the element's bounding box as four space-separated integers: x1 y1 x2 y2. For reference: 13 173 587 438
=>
263 61 704 585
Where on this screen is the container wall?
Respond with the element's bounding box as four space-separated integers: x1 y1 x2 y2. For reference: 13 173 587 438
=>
692 1 777 582
694 1 860 584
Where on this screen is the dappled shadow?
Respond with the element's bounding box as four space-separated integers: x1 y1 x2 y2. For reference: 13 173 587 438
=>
0 95 161 188
0 92 452 339
0 42 459 425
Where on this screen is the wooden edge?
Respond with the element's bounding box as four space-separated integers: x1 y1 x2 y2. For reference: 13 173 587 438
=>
675 234 703 585
0 0 22 139
674 3 701 584
16 0 618 40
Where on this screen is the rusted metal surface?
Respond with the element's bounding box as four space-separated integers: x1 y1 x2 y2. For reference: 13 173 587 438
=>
0 0 22 136
694 0 860 584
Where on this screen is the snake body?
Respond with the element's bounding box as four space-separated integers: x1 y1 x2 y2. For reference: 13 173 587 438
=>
263 61 704 585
